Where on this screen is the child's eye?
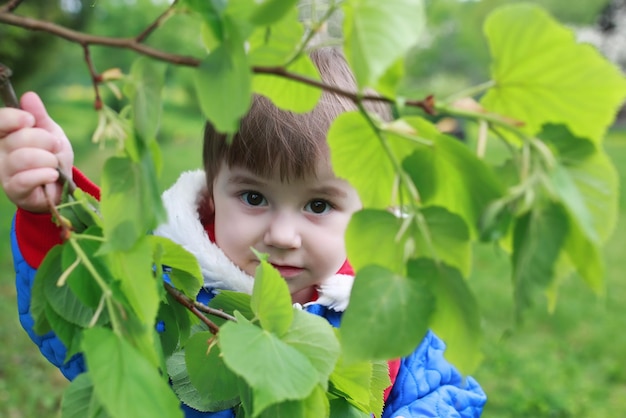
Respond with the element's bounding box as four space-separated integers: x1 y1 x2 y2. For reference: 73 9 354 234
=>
240 191 267 206
305 199 332 214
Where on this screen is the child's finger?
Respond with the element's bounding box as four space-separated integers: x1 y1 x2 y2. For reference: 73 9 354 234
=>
8 147 59 171
20 92 62 135
2 127 61 153
0 107 35 137
2 167 59 206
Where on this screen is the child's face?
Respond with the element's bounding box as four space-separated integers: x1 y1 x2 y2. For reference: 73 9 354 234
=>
212 159 361 303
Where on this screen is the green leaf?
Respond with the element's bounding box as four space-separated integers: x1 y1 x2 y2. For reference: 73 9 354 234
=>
408 258 482 374
329 398 371 418
32 245 62 335
61 373 109 418
209 290 255 325
259 385 329 418
481 3 626 144
562 218 605 296
180 0 226 42
111 305 163 372
99 155 166 252
402 117 504 236
156 301 180 357
328 356 372 413
150 236 204 298
415 206 471 277
342 0 425 88
194 42 252 134
512 202 570 318
166 291 195 344
340 265 434 361
109 238 159 328
248 8 303 67
251 254 293 336
185 331 240 410
223 0 256 41
43 303 82 361
41 246 105 329
59 189 102 233
249 0 298 25
168 351 226 412
478 197 515 243
282 309 341 389
237 378 254 417
219 319 318 415
328 112 418 208
125 57 165 143
253 54 322 113
82 327 183 418
345 209 407 275
542 125 619 243
375 57 405 99
369 360 391 417
62 228 108 310
541 125 618 295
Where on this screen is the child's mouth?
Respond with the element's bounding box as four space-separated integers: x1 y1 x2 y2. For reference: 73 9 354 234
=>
271 264 304 278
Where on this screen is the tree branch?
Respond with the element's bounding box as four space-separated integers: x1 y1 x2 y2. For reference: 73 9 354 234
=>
0 62 19 107
0 7 436 114
0 11 201 66
164 282 237 335
0 0 23 13
254 66 436 114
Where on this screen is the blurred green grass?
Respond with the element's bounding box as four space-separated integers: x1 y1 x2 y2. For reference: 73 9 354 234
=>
471 129 626 417
1 94 625 417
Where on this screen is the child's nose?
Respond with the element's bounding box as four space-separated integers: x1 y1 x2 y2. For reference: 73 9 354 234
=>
264 212 301 249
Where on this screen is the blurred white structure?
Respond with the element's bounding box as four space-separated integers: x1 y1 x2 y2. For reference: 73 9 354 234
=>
577 0 626 120
577 0 626 70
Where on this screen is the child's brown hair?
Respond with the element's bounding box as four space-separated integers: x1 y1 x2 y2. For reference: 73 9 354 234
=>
202 47 390 196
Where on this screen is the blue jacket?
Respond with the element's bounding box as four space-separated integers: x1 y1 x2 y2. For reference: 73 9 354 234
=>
12 170 486 417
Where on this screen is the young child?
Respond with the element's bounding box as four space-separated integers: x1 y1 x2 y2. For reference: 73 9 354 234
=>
0 48 487 417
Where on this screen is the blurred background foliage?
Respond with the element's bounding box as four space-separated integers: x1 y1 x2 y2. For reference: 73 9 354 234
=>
1 0 625 416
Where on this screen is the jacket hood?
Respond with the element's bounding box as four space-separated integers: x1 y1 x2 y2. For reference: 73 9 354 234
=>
152 170 353 311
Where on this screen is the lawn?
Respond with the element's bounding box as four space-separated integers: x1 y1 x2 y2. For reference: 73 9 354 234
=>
471 130 626 417
0 95 624 417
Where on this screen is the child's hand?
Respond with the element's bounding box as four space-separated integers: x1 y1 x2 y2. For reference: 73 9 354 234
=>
0 92 74 213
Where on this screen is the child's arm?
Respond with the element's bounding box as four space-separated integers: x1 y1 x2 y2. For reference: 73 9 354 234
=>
14 167 100 267
1 93 96 379
12 216 87 379
11 173 99 379
382 331 487 418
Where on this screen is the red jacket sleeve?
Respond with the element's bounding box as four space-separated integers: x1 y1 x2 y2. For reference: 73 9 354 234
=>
15 167 101 268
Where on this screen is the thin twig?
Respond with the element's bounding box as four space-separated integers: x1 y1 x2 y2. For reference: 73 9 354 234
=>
164 282 234 335
0 0 24 13
193 299 238 323
82 45 103 110
43 185 74 240
165 282 237 322
0 62 19 108
135 0 179 43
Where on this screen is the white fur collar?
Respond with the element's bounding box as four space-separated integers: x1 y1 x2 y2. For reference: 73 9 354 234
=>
153 170 353 312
